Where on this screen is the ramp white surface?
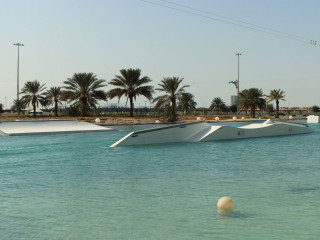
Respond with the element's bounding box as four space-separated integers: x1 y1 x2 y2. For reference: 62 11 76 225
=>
0 120 112 136
110 121 210 147
110 120 313 147
307 115 320 123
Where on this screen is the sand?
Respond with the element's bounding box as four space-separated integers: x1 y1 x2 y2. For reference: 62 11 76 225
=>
0 115 257 124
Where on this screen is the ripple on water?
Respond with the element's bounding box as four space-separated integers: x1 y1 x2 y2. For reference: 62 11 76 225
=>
0 122 320 239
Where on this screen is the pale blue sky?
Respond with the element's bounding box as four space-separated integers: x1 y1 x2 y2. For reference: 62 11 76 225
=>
1 0 319 109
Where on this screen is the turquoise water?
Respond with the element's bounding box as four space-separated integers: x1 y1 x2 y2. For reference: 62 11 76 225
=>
1 122 320 239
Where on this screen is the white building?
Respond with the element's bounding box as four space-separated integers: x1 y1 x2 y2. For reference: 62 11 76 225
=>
231 95 238 106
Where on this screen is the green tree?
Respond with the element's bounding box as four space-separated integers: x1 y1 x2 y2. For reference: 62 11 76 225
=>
228 104 237 113
63 73 107 116
265 103 274 115
67 104 80 117
240 88 266 118
153 77 189 122
11 99 26 114
45 87 63 117
0 103 3 113
266 89 285 118
20 80 47 117
312 105 320 114
108 69 154 117
210 97 227 114
178 92 197 115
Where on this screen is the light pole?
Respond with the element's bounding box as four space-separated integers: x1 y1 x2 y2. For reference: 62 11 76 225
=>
229 79 239 110
14 42 24 114
236 53 242 115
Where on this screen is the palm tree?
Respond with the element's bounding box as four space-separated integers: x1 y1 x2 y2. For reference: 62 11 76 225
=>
178 92 197 115
63 73 107 116
311 105 320 114
45 87 63 117
210 97 227 114
265 103 274 115
240 88 266 118
266 89 285 118
228 104 237 113
153 77 189 121
20 80 47 117
107 69 154 117
11 99 26 114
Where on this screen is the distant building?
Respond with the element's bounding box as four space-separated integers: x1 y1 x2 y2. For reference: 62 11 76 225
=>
231 95 238 106
108 103 118 108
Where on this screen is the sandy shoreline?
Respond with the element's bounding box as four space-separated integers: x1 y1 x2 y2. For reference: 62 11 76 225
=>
0 115 258 124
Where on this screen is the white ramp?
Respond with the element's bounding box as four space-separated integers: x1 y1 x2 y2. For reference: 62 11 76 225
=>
0 120 113 136
110 121 211 147
110 120 313 147
307 115 320 123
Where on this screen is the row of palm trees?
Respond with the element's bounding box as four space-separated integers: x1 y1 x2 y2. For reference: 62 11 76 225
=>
210 88 286 118
15 69 196 121
12 68 287 120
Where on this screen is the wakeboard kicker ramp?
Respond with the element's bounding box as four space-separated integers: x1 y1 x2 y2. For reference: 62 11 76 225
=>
0 120 112 136
110 120 313 147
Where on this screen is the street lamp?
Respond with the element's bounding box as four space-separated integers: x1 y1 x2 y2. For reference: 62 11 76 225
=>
235 53 242 115
13 42 24 114
229 79 239 110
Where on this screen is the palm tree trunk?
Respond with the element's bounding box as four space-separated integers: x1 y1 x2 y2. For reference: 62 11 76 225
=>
55 100 58 117
172 100 176 121
130 97 134 117
251 106 255 118
276 100 279 118
81 98 87 117
80 104 84 117
33 103 36 118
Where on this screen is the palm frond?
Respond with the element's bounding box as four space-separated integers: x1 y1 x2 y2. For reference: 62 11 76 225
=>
62 73 107 116
108 69 153 117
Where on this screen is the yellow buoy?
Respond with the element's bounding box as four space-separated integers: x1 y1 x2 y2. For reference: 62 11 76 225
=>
217 196 234 210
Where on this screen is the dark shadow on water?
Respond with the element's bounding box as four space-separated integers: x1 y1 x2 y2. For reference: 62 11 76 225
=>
289 186 320 193
216 209 250 219
113 141 191 149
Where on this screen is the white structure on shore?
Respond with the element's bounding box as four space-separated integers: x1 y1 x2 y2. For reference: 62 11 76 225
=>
231 95 238 106
307 115 320 123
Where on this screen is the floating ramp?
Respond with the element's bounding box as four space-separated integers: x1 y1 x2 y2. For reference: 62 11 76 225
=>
110 120 313 147
0 120 112 136
307 115 320 123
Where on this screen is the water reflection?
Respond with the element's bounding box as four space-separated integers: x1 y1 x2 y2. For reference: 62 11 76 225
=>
217 209 248 219
290 186 320 193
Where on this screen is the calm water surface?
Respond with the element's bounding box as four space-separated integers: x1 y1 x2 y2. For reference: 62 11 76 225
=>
0 122 319 239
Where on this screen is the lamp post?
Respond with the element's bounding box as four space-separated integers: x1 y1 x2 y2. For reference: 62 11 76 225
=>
13 43 24 114
235 53 242 115
229 79 239 110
